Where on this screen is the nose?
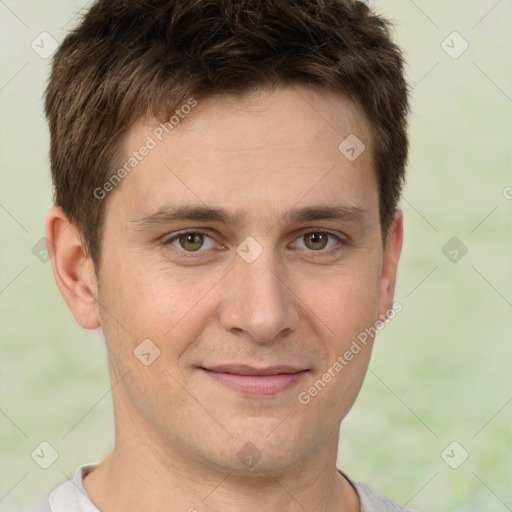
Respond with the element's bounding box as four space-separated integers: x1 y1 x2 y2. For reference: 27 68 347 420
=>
218 245 300 343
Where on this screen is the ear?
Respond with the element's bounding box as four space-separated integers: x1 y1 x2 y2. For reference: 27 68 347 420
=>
45 206 101 329
378 208 403 318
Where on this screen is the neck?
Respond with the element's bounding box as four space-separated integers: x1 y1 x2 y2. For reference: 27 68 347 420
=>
83 369 360 512
84 426 359 512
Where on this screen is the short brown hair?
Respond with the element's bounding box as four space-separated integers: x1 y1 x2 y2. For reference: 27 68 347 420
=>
45 0 409 269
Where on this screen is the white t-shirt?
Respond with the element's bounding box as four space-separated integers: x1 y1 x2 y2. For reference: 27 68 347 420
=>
36 460 419 512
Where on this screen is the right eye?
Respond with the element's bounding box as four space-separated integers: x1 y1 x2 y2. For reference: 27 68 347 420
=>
166 231 218 253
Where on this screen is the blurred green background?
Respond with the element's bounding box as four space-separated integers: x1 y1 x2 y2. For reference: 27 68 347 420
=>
1 1 511 511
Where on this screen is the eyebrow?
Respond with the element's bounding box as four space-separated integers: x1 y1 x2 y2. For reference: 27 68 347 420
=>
130 203 368 231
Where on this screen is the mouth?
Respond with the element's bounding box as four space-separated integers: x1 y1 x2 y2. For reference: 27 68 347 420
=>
198 364 310 396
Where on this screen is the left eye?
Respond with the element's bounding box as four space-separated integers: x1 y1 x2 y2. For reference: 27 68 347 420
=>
292 231 340 251
169 232 217 252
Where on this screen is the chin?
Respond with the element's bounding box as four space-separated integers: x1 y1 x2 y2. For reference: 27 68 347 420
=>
203 425 314 477
211 451 304 478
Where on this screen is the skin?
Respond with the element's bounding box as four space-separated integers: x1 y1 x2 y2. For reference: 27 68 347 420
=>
46 84 403 512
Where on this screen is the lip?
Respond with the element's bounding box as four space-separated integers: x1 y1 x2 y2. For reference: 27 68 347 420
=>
199 365 309 396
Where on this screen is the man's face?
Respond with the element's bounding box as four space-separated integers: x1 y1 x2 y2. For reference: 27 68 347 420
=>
94 85 400 474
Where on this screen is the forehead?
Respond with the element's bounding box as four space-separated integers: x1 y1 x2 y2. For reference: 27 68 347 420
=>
107 85 377 224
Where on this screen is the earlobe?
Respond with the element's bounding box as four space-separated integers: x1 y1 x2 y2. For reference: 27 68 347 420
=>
46 206 101 330
378 209 404 318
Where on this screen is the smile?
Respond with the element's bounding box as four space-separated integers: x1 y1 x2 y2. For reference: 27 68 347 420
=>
199 365 310 396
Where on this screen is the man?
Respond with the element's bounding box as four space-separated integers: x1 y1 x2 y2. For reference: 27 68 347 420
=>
41 0 414 510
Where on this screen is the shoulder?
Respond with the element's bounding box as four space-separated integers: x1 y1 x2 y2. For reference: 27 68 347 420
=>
40 460 103 512
342 471 420 512
33 497 52 512
355 480 419 511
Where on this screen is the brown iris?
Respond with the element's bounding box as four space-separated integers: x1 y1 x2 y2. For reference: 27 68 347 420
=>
179 233 204 251
303 232 329 250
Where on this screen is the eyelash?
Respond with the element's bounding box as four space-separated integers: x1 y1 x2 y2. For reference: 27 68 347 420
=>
162 228 346 258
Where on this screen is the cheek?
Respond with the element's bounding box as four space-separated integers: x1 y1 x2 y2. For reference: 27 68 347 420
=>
100 259 221 353
305 260 382 345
